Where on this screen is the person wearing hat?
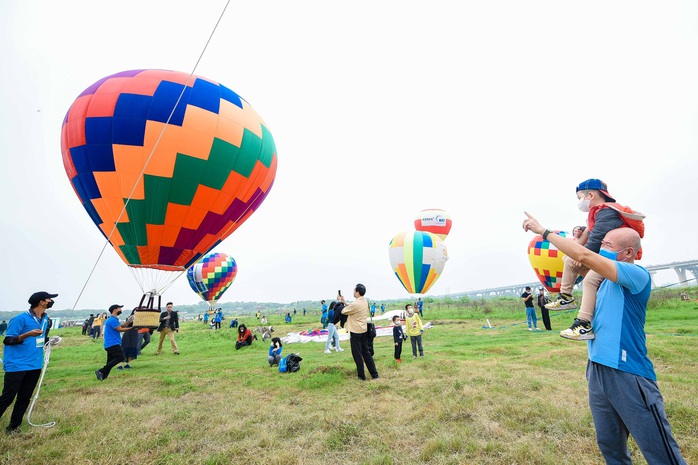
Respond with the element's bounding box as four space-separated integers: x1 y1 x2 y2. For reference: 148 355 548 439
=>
95 304 135 381
523 214 685 464
0 291 56 433
546 179 645 341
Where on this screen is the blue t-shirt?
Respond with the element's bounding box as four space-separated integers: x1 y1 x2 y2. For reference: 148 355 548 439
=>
103 315 123 349
3 311 48 372
588 261 655 380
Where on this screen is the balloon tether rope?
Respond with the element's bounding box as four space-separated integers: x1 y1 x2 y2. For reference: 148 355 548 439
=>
69 0 232 312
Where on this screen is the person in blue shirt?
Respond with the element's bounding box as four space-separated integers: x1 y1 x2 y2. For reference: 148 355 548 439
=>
523 214 686 464
268 337 283 367
416 298 423 317
0 291 56 434
95 305 135 381
320 300 328 329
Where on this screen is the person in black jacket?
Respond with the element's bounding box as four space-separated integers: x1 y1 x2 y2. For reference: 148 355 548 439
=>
156 302 179 355
537 288 551 331
391 315 406 362
323 301 345 354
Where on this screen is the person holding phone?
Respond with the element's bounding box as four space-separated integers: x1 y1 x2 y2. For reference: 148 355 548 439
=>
340 284 379 381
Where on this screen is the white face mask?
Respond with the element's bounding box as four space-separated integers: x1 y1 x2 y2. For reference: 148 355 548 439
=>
577 196 591 212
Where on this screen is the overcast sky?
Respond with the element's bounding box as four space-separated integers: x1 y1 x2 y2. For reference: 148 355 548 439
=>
1 1 696 312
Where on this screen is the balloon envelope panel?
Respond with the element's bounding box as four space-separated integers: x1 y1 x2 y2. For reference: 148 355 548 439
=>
186 252 237 306
527 231 570 292
414 209 452 240
389 231 449 295
61 69 277 271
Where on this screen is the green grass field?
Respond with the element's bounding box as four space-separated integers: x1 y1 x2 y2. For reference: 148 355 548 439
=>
1 294 696 465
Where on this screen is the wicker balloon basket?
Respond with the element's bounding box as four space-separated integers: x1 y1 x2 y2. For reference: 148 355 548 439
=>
132 309 160 329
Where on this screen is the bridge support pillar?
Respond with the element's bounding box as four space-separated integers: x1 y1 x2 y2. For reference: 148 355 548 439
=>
676 266 698 286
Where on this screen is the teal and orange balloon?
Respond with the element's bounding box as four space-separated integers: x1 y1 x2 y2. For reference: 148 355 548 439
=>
414 208 452 240
60 69 277 291
187 253 237 308
527 231 571 292
389 231 449 295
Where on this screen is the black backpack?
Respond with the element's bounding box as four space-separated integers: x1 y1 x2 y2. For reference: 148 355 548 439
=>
284 353 303 373
367 321 377 356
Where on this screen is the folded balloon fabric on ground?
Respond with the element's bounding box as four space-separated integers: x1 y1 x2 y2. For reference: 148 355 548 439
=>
281 322 432 344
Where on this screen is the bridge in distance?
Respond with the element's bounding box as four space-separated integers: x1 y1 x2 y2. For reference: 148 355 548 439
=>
443 260 698 300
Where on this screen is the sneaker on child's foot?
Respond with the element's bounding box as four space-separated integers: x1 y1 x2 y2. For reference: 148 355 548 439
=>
336 348 344 352
324 349 331 354
560 318 595 340
545 294 577 310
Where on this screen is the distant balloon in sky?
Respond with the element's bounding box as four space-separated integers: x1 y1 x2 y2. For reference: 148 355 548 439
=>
389 231 449 295
527 231 571 292
414 209 452 240
187 252 237 308
60 69 277 293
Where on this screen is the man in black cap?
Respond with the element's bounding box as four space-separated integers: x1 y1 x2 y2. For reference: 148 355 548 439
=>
0 291 56 433
95 305 135 381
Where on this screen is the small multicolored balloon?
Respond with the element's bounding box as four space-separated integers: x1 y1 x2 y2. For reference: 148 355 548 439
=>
527 231 570 292
187 252 237 307
389 231 449 295
414 209 452 240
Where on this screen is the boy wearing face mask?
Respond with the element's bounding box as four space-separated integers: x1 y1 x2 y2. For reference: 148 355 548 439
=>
0 291 56 434
404 304 424 358
95 304 135 381
546 179 645 341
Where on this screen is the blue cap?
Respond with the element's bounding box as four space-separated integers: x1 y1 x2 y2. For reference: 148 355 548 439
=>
576 179 615 202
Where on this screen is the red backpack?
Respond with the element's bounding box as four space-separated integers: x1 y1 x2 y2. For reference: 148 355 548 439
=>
588 203 646 259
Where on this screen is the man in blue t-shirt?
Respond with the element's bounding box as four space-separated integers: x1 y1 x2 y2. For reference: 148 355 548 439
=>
95 305 135 381
0 291 56 434
523 214 686 464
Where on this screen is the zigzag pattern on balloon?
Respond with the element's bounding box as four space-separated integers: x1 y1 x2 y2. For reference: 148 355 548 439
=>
61 70 277 271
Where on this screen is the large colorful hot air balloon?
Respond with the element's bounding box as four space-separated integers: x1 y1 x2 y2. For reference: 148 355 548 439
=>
187 252 237 308
414 209 452 240
389 231 449 295
527 231 571 292
61 69 277 295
